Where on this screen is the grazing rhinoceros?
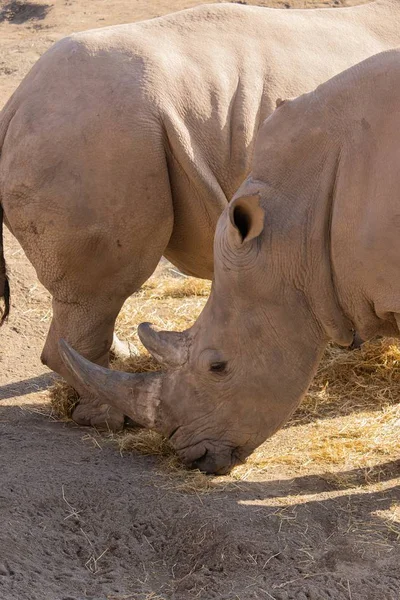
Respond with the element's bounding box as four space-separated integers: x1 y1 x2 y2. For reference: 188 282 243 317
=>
1 2 400 431
60 48 400 473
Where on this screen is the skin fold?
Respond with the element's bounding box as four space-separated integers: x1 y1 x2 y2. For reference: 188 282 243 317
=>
1 2 400 429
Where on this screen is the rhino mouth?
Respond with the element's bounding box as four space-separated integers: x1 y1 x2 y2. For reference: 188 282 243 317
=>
58 339 248 475
177 443 244 475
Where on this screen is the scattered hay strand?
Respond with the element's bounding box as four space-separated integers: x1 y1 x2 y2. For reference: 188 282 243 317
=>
117 429 217 493
375 503 400 541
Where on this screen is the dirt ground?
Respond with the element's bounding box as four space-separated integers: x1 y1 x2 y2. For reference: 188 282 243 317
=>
0 1 399 599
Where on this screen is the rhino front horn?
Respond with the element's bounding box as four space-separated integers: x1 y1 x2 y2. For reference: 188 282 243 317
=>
58 339 163 430
138 322 189 369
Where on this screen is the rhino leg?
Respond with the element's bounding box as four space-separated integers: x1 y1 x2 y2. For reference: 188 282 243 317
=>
41 298 125 431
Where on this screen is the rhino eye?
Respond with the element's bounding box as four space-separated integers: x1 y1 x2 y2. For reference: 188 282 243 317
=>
210 361 227 373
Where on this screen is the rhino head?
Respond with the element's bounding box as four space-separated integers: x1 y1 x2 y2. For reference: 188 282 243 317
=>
60 188 350 474
59 97 356 474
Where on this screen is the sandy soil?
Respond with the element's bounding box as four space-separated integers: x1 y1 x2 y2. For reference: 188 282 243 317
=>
0 1 398 599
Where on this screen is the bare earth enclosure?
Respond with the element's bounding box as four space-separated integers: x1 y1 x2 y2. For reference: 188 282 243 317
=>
0 1 399 599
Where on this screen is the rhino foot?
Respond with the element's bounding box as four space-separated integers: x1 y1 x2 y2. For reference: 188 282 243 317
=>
110 333 139 361
72 401 125 432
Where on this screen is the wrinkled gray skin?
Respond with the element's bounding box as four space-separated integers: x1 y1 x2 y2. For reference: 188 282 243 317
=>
60 49 400 474
1 2 400 431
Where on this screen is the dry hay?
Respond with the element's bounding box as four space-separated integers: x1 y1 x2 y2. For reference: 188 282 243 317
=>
49 378 79 420
49 266 400 493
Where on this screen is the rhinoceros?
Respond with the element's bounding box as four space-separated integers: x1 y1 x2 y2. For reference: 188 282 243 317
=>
1 2 400 430
59 48 400 473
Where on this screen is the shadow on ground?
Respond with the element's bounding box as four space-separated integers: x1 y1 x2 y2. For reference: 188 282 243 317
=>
0 1 52 24
0 372 55 400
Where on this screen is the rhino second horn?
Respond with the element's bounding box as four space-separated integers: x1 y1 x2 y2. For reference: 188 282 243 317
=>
58 339 163 430
138 322 188 369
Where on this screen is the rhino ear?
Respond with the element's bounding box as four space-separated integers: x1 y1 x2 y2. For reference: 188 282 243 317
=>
228 194 264 245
